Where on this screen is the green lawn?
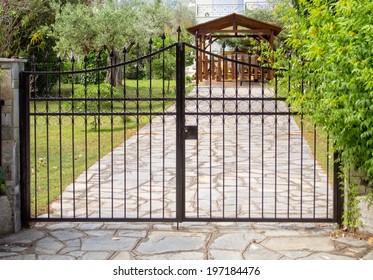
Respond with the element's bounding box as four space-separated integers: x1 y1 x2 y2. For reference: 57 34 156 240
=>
30 79 193 215
293 115 334 185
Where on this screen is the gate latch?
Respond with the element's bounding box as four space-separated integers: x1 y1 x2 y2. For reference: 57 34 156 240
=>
184 126 198 140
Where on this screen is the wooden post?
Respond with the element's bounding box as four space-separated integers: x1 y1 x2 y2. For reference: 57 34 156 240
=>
231 54 234 80
224 57 228 81
198 52 203 82
198 35 203 82
248 54 252 81
254 56 259 81
240 54 245 80
202 36 207 81
203 54 208 80
269 31 275 80
211 58 215 80
217 58 222 82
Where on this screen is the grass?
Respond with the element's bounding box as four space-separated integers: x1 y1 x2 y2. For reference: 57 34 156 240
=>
30 79 194 215
272 79 334 185
293 115 334 185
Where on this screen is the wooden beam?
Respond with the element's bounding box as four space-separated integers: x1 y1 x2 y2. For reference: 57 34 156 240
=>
205 35 217 50
198 37 203 82
187 13 282 37
240 54 246 80
210 35 246 38
223 59 228 81
231 55 236 80
203 54 208 80
233 17 238 37
210 35 270 40
253 56 259 81
198 29 273 35
211 56 215 80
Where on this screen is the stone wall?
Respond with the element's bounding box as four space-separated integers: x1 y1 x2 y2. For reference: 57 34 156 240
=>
0 58 27 236
359 199 373 233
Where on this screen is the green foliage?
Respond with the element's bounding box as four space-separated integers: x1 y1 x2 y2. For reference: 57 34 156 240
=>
62 83 120 130
366 192 373 209
343 180 362 231
50 0 146 62
60 51 108 85
49 0 195 85
275 0 373 209
152 36 176 92
245 1 283 25
0 0 54 58
275 0 373 229
50 0 195 58
31 51 60 97
81 51 108 84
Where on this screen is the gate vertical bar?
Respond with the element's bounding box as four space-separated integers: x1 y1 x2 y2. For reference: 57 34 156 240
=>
0 99 4 165
333 151 344 227
176 42 186 224
19 72 31 228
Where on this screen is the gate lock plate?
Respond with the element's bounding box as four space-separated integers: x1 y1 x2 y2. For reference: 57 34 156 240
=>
184 126 198 140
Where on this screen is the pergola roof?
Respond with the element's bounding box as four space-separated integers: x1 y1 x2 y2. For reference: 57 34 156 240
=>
187 13 282 37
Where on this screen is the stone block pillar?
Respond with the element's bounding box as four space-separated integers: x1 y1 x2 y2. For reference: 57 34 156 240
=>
0 58 27 236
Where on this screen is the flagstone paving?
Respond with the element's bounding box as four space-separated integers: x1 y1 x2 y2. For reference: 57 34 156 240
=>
0 222 373 260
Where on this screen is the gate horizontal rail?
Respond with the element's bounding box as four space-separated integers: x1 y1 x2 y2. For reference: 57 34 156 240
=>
30 112 177 117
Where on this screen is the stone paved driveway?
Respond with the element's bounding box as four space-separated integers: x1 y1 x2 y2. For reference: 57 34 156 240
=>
0 222 373 260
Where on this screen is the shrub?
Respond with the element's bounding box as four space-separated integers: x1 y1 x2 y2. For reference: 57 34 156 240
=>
275 0 373 229
63 83 120 131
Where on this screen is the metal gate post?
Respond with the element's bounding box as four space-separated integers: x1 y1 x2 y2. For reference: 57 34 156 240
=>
333 151 344 227
19 72 31 228
176 43 186 224
0 99 4 165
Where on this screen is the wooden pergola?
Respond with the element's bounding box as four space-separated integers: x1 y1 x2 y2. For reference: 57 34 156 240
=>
187 13 282 82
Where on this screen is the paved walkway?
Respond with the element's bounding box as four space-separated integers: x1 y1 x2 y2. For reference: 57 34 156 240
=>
1 222 373 260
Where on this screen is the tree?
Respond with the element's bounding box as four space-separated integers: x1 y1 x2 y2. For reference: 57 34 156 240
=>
152 36 177 93
50 0 143 85
50 0 195 85
245 1 283 24
0 0 88 58
0 0 53 58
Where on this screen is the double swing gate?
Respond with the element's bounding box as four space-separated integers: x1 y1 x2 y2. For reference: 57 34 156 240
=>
19 40 343 225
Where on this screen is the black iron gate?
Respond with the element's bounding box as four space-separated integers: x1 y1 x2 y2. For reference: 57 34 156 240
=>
19 41 343 225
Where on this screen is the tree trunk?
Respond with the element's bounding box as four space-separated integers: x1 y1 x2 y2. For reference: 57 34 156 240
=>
106 49 122 86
